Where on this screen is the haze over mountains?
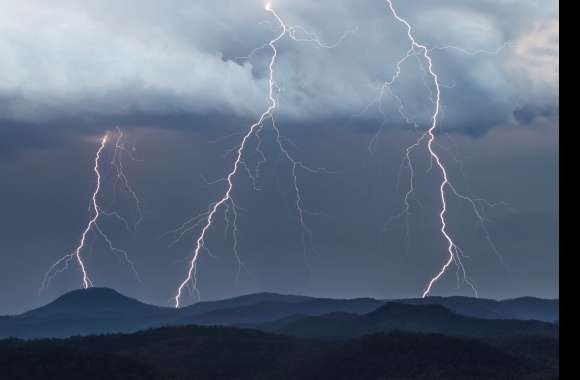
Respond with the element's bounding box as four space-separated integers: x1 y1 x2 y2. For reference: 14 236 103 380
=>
0 288 558 339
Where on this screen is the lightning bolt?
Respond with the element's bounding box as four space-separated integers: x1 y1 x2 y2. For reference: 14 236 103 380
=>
430 42 515 56
173 2 349 307
259 9 352 270
173 2 286 308
42 134 108 290
378 0 517 298
42 130 141 291
383 0 480 298
271 114 333 273
287 25 359 48
110 126 144 231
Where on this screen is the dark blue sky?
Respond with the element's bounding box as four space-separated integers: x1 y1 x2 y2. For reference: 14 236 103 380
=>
0 0 558 314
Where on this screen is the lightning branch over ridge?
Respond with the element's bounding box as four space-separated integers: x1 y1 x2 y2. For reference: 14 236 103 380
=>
173 2 351 308
382 0 510 298
42 130 142 291
173 3 287 308
172 1 510 306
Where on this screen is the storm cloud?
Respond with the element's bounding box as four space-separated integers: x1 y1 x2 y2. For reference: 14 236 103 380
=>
0 1 558 314
0 0 558 133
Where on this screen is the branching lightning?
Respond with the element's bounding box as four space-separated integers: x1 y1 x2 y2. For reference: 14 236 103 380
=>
172 0 510 305
42 135 108 290
173 2 286 308
110 127 144 230
371 0 510 297
173 2 349 308
430 42 515 56
382 0 511 298
42 130 142 291
287 25 359 49
19 0 535 311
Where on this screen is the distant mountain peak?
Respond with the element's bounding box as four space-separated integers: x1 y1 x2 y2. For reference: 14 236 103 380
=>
51 287 134 304
24 287 163 318
1 290 559 340
58 287 123 298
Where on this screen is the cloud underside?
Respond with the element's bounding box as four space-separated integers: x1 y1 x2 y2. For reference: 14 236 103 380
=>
0 0 558 133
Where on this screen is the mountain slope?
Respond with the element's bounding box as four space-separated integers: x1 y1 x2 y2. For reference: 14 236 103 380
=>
290 332 538 380
398 296 559 322
23 288 169 318
265 302 558 340
0 288 559 339
180 292 312 317
185 298 382 326
0 325 557 380
0 288 178 339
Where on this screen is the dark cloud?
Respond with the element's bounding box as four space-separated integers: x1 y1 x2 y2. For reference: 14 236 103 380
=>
0 0 558 135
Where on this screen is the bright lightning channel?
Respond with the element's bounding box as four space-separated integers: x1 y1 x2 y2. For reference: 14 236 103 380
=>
173 2 286 308
379 0 515 298
383 0 494 298
42 130 141 291
173 2 348 308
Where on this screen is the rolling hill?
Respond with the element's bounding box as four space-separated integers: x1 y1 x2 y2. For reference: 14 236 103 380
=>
257 302 558 340
0 325 558 380
397 296 559 322
0 288 559 339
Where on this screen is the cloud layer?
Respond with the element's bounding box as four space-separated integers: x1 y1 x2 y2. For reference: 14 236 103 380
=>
0 0 558 133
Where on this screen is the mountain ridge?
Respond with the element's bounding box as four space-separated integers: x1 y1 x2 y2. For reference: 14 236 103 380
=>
0 325 557 379
0 288 559 339
261 301 558 340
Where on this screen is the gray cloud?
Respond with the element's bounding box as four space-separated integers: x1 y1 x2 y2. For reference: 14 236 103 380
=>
0 0 558 133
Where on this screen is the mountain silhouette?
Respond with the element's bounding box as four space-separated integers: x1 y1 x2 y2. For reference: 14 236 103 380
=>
185 298 382 326
263 302 558 340
0 288 559 339
181 292 312 317
0 325 557 380
397 296 559 322
0 288 176 338
23 288 169 317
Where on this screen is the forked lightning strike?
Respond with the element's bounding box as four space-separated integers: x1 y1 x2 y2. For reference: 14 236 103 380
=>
379 0 514 297
173 2 352 307
111 127 144 230
42 130 141 291
42 135 108 289
383 0 480 298
174 2 286 308
175 0 502 304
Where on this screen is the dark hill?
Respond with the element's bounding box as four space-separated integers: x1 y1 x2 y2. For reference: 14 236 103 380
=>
180 292 312 317
398 296 559 322
0 325 557 380
185 298 381 326
0 288 559 339
0 288 177 339
23 288 169 317
292 332 534 380
265 302 558 340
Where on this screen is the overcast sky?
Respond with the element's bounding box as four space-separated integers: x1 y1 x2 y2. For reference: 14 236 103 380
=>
0 0 558 314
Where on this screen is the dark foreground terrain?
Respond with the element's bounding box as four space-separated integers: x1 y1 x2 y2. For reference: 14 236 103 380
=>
0 325 558 380
0 289 558 379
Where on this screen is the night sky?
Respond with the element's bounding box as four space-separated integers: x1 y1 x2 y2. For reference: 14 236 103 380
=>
0 0 558 314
